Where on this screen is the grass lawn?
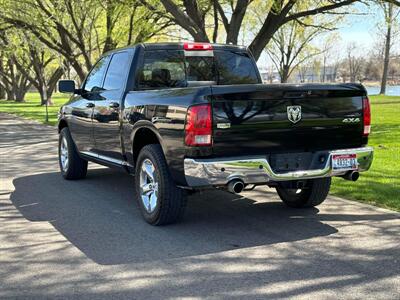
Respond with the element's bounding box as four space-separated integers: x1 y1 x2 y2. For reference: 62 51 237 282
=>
1 92 399 211
331 95 400 211
0 92 69 125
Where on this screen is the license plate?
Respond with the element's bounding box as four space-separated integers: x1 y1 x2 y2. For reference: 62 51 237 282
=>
332 154 358 171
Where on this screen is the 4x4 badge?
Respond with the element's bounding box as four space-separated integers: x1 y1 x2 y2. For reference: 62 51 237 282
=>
217 122 231 129
287 106 302 124
342 118 360 123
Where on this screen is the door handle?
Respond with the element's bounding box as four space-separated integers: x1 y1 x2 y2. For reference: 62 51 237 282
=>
109 102 119 108
86 102 95 108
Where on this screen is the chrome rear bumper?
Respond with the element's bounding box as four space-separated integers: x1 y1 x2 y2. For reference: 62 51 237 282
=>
184 147 373 187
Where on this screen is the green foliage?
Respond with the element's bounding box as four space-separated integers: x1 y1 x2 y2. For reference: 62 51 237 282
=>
0 0 171 84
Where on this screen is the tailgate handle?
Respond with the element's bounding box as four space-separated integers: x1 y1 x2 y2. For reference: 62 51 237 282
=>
283 92 306 99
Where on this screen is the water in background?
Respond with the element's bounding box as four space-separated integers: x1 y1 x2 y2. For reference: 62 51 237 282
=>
365 85 400 96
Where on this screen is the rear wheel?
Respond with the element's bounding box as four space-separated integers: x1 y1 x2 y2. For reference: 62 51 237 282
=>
134 144 187 225
58 127 88 180
276 177 331 208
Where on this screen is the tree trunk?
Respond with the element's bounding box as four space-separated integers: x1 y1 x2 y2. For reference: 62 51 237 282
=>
37 84 47 106
71 59 86 83
0 86 5 99
281 66 290 83
212 0 219 43
6 88 15 101
103 1 116 53
15 75 30 102
12 84 22 102
41 90 55 106
40 90 47 106
322 57 327 82
0 56 5 99
225 0 250 45
380 3 393 95
15 88 28 103
127 9 135 45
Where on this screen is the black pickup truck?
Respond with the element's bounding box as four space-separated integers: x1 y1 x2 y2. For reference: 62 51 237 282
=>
58 42 373 225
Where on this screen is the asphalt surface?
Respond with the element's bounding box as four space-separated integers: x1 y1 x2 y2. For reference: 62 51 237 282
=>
0 112 399 299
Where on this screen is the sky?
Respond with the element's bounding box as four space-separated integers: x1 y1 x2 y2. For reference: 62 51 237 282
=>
257 2 393 69
338 2 382 49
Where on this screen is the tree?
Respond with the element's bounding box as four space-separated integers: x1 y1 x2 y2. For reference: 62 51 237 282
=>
378 1 400 94
0 27 65 104
0 0 170 82
264 1 343 83
0 30 31 101
319 34 341 82
16 36 65 105
0 0 99 82
266 19 326 83
140 0 362 61
0 56 31 101
345 43 365 82
98 0 172 52
387 0 400 6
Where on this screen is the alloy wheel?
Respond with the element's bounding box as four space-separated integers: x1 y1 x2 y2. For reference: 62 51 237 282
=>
139 158 159 213
60 136 69 172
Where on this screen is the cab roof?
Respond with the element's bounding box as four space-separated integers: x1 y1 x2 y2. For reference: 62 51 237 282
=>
106 42 248 55
140 42 247 52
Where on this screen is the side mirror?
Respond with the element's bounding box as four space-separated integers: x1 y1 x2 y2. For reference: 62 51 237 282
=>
59 80 77 93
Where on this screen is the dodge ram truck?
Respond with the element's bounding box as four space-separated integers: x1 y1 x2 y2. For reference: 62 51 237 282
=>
58 42 373 225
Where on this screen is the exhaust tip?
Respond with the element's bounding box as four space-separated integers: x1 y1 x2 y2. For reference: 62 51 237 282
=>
227 180 244 194
351 171 360 181
342 171 359 182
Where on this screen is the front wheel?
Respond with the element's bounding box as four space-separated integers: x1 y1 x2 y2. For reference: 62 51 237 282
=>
134 144 187 225
276 177 331 208
58 127 88 180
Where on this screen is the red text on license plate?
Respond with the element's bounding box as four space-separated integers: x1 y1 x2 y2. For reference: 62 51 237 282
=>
332 154 358 170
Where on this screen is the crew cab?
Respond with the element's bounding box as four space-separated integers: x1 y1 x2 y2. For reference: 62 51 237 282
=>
58 42 373 225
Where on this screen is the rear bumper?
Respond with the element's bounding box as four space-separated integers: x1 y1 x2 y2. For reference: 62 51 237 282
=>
184 147 373 187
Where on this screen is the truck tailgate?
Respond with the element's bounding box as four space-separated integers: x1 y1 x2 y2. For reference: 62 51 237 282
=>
211 84 366 157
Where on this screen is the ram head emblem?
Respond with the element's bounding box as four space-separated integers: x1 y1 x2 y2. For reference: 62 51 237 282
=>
287 106 302 124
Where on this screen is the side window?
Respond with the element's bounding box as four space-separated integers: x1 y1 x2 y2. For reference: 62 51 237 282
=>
103 52 131 90
137 50 186 90
84 56 109 92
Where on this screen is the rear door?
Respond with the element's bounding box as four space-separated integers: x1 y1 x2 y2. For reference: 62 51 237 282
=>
211 84 365 157
92 51 132 162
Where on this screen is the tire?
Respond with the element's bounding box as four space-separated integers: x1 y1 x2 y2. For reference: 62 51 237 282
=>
276 177 331 208
134 144 187 225
58 127 88 180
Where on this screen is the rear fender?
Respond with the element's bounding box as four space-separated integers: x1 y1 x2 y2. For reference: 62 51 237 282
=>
128 121 166 164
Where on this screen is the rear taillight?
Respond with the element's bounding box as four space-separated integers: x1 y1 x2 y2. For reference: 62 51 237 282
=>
185 104 212 146
184 42 213 51
363 96 371 136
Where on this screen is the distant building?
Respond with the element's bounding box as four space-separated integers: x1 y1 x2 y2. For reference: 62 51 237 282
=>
258 66 338 83
258 68 281 83
295 66 337 83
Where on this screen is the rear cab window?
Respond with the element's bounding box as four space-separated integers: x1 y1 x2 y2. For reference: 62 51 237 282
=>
136 47 260 90
214 50 260 84
138 51 186 89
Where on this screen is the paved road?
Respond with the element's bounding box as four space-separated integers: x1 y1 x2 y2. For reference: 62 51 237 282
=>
0 112 399 299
